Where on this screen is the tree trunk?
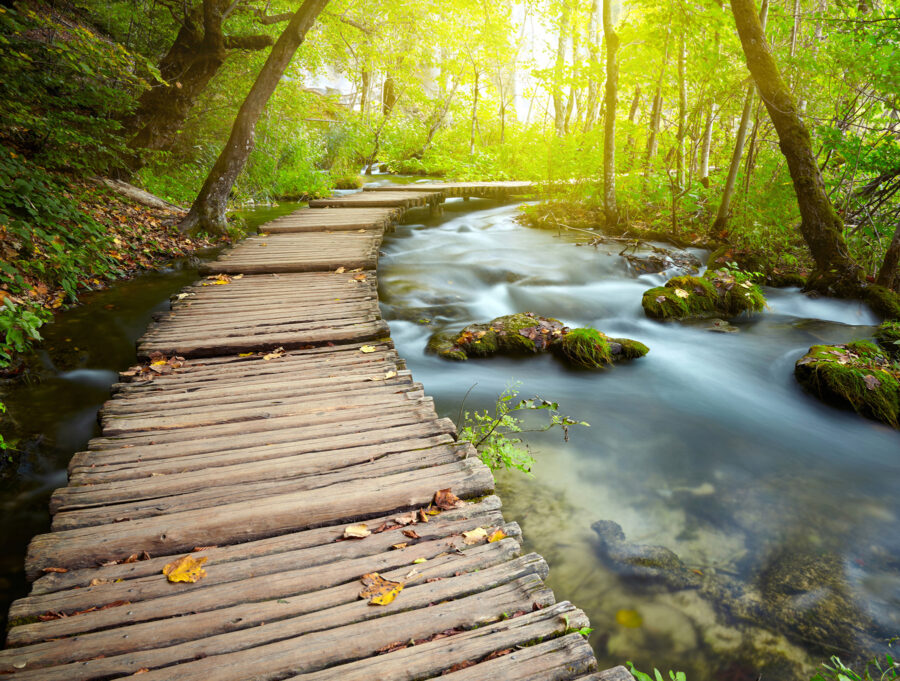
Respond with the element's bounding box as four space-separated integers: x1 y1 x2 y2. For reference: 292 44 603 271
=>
624 86 641 168
644 33 670 167
711 0 768 234
582 0 601 133
125 0 273 153
360 70 370 116
876 223 900 290
602 0 619 225
382 76 397 116
675 36 687 189
699 100 716 186
179 0 329 235
553 2 570 137
729 0 859 279
469 69 480 156
564 28 580 133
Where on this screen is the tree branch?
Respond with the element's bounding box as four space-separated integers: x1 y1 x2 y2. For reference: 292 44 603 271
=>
225 34 275 49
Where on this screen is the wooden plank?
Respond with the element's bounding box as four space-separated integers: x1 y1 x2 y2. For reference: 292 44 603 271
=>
52 443 470 528
3 541 530 671
290 602 589 681
309 191 442 209
25 458 494 578
262 207 401 233
7 569 553 680
29 496 502 595
429 634 597 680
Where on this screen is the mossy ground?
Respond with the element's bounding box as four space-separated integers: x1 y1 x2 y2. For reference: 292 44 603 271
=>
556 327 613 368
795 341 900 428
874 320 900 357
642 269 766 321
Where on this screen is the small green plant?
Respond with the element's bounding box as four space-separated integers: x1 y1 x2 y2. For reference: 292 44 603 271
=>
457 383 589 474
0 298 51 368
810 648 899 681
562 613 594 638
627 662 687 681
0 401 7 453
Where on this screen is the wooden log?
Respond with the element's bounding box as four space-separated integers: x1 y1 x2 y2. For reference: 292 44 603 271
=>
30 496 502 596
289 601 588 681
6 571 553 681
25 458 494 578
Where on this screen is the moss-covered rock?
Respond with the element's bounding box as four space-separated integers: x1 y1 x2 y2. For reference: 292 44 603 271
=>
862 284 900 320
428 316 649 368
642 269 766 321
874 320 900 357
795 341 900 428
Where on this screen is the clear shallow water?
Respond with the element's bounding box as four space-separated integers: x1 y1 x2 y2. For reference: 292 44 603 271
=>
379 198 900 679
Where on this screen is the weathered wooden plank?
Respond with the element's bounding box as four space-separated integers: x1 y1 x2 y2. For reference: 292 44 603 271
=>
30 496 502 595
53 443 470 528
309 191 442 209
25 458 494 578
2 540 529 671
13 519 521 637
7 569 552 680
263 207 401 233
290 602 588 681
429 634 597 680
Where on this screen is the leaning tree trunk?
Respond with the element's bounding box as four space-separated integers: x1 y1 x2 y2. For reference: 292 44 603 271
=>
712 0 768 234
125 0 273 153
179 0 329 235
602 0 619 225
730 0 859 280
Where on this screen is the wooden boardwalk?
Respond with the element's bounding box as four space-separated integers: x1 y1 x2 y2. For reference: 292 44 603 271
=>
2 183 630 681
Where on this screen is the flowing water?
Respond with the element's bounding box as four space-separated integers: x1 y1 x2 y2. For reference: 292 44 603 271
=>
0 190 896 679
378 197 900 679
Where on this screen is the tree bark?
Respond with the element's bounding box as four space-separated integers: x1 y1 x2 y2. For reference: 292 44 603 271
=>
602 0 619 225
675 36 687 188
644 33 670 167
729 0 859 279
125 0 274 153
876 223 900 290
582 0 601 133
711 0 768 234
553 2 570 137
699 100 716 186
469 69 480 156
179 0 329 234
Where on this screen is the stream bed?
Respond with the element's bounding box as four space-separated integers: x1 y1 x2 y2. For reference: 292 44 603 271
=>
0 190 896 679
378 197 900 679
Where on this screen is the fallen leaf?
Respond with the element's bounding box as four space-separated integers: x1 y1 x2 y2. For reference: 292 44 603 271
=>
353 273 367 281
192 545 217 552
335 267 346 273
233 274 244 280
402 529 421 540
344 523 371 539
674 288 690 299
413 557 427 564
615 609 644 628
360 345 377 353
487 528 507 543
384 370 397 379
238 352 254 357
263 347 285 361
656 295 667 303
393 513 416 526
391 542 408 550
359 572 403 606
162 555 208 583
42 567 68 574
433 488 464 510
418 508 430 523
863 375 881 391
462 527 488 545
89 578 110 586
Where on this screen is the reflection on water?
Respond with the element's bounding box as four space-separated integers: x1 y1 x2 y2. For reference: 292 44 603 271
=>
379 198 900 679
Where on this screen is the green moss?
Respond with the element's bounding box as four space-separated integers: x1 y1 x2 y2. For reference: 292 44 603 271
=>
795 343 900 428
874 320 900 357
643 270 766 320
425 331 467 361
333 175 363 190
487 313 565 354
704 269 767 315
863 285 900 320
556 327 613 368
610 337 650 359
769 272 807 288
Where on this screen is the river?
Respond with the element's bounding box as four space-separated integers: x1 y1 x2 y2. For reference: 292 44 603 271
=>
0 187 897 679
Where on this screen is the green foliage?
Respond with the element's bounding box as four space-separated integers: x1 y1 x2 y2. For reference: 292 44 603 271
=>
558 327 613 368
457 384 589 474
810 650 899 681
627 662 687 681
0 4 156 173
0 298 51 367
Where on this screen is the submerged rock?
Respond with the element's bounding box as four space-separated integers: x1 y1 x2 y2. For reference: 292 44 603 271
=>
642 269 766 321
874 320 900 357
795 340 899 428
623 246 702 276
426 313 649 368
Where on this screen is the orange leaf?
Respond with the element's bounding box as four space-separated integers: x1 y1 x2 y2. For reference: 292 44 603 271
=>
359 572 403 606
433 488 463 510
488 528 507 543
162 555 207 583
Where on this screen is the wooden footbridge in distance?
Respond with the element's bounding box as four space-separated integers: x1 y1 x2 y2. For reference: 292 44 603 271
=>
2 181 631 681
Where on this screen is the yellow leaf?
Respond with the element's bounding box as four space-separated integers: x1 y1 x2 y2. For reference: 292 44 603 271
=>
150 360 167 366
233 274 244 280
213 280 229 285
162 555 207 583
462 527 488 545
488 528 507 543
384 370 397 379
238 352 254 357
359 572 403 606
343 523 371 539
391 542 408 550
674 288 690 299
335 267 346 274
360 345 376 353
412 557 427 564
615 609 643 628
263 347 285 361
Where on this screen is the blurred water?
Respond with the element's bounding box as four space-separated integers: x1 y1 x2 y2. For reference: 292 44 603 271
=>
379 198 900 679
